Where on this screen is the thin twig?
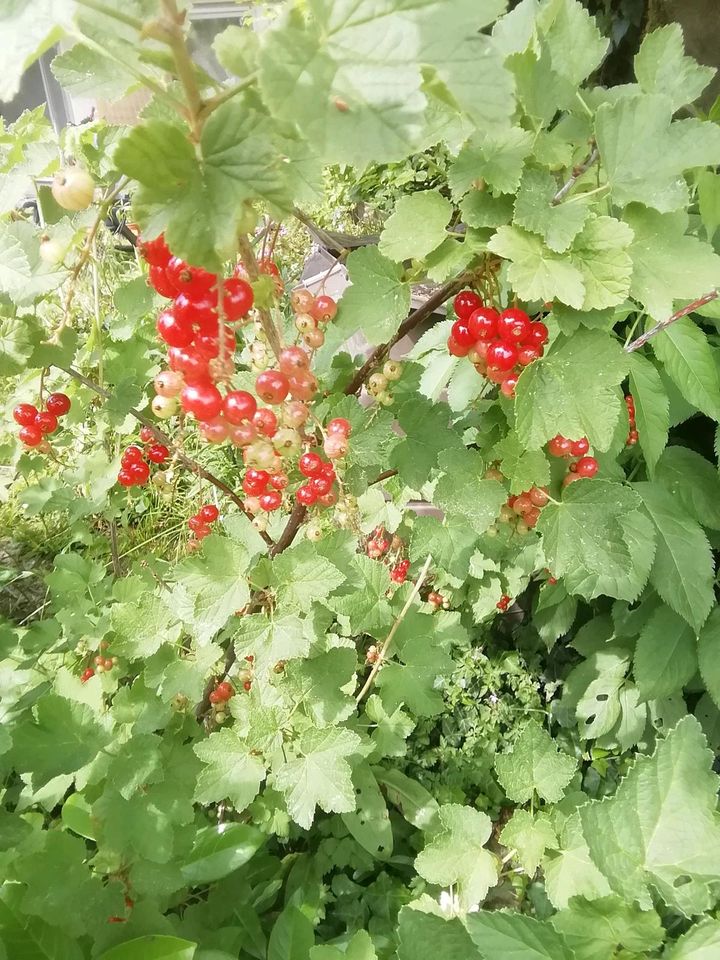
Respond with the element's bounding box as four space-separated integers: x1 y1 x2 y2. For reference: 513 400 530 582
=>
197 72 259 121
238 233 283 359
551 145 600 205
344 274 471 396
625 291 719 353
370 469 398 485
355 554 433 705
59 365 272 544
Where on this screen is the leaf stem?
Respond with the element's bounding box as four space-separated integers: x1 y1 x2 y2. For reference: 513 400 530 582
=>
198 72 259 120
551 145 600 205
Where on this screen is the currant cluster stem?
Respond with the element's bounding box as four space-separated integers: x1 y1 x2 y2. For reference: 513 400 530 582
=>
624 290 719 352
237 233 284 360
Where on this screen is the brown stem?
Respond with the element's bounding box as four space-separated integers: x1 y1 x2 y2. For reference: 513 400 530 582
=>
624 291 719 353
370 469 398 485
59 365 271 544
160 0 204 142
551 145 599 205
344 273 471 396
237 233 283 360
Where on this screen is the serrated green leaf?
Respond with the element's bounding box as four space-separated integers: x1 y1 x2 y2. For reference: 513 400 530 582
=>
551 895 664 960
365 695 414 759
543 811 611 910
634 604 697 702
415 803 497 908
433 448 506 534
697 606 720 710
635 24 715 112
581 716 720 915
409 515 477 580
234 614 310 679
493 432 550 494
390 398 463 489
0 885 85 960
379 190 452 262
51 42 137 99
665 918 720 960
375 768 439 830
111 591 181 659
285 648 357 728
656 446 720 530
98 936 197 960
460 189 513 229
450 126 534 198
327 555 391 636
0 223 31 300
537 0 609 85
397 909 477 960
465 911 574 960
172 537 250 643
627 353 669 476
335 246 410 346
0 313 34 377
514 167 589 253
270 540 345 613
651 318 720 421
533 584 578 647
267 906 314 960
569 215 634 310
698 170 720 241
193 729 265 812
495 719 576 803
635 482 714 632
488 225 585 307
500 809 556 876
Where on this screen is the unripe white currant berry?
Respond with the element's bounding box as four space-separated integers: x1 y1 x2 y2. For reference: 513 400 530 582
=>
306 521 323 542
244 496 261 514
486 525 498 538
273 427 301 455
378 391 394 406
383 360 402 381
52 166 95 211
215 711 227 723
39 237 64 265
151 395 178 419
367 372 388 396
295 313 315 334
252 515 268 532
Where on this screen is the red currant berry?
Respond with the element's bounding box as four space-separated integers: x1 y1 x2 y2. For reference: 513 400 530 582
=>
45 392 71 417
486 341 518 371
216 681 234 700
497 308 531 342
157 308 194 348
209 690 221 704
121 445 145 467
451 319 475 348
255 370 289 405
279 346 310 376
296 485 317 505
253 408 278 438
287 371 317 401
527 321 549 346
259 490 283 511
148 264 177 299
548 435 572 457
453 290 482 320
199 504 219 523
529 486 549 507
327 417 351 437
117 468 134 487
299 452 322 478
467 307 499 341
525 506 540 528
221 390 256 426
19 424 43 446
311 294 338 322
319 490 338 507
310 475 334 496
172 291 218 332
447 336 470 358
512 493 532 516
391 564 408 584
518 345 541 366
13 403 38 426
139 425 155 443
166 257 217 298
146 443 170 464
81 667 95 683
34 411 58 434
139 234 171 267
243 470 270 495
570 437 589 457
222 277 254 321
243 680 252 691
181 381 223 422
173 349 210 384
575 456 599 478
128 460 150 484
270 473 289 490
258 257 280 278
500 375 518 398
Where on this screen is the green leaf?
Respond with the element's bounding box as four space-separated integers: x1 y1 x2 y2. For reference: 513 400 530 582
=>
568 215 634 311
334 246 410 347
664 919 720 960
465 912 574 960
634 604 698 702
434 449 506 534
273 727 361 830
635 24 715 111
0 2 71 103
365 695 415 759
0 223 31 300
625 206 720 321
61 792 95 841
543 811 611 910
390 398 463 489
375 768 440 831
635 482 715 632
0 885 85 960
627 354 669 476
656 446 720 530
270 539 345 613
397 909 477 960
513 167 589 254
285 647 357 727
651 319 720 423
698 170 720 241
409 515 477 580
595 95 720 213
492 433 550 494
51 42 136 100
460 189 513 229
533 585 578 647
561 647 631 740
697 607 720 710
0 313 34 377
487 225 585 308
98 937 197 960
494 719 576 803
234 613 310 679
537 0 609 85
581 716 720 914
515 329 628 452
415 803 498 908
379 191 452 262
267 905 314 960
341 762 393 860
311 930 376 960
181 823 264 884
551 895 664 960
11 694 110 789
193 729 265 812
449 126 534 198
500 809 557 876
111 591 181 659
537 481 650 601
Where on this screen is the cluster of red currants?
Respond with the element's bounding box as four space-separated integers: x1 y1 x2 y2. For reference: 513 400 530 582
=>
506 484 549 532
363 526 410 583
391 558 411 584
208 680 235 705
496 593 512 612
428 590 448 610
548 434 599 486
13 393 71 449
187 503 220 549
81 643 118 682
448 291 548 398
117 427 171 488
625 394 638 446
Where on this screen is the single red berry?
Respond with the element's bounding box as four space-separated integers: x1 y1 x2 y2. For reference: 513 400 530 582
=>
139 425 155 443
296 484 317 505
216 680 234 700
563 473 581 487
223 390 257 425
255 370 290 405
243 469 270 495
199 504 219 523
327 417 351 437
209 690 221 704
548 435 572 457
139 233 171 267
311 294 338 322
467 306 498 341
222 277 254 321
34 410 58 434
181 381 223 422
525 506 540 527
512 493 533 516
127 460 150 484
627 429 639 445
146 443 170 464
45 392 71 417
310 475 334 496
447 335 470 358
243 680 252 691
157 308 194 348
270 473 289 490
166 257 217 298
253 408 278 438
485 365 507 385
148 264 177 298
299 452 322 478
497 308 531 342
500 375 518 398
172 290 218 332
287 371 318 401
121 445 145 466
486 341 518 371
13 403 38 426
195 521 212 539
391 564 408 584
258 257 280 278
279 346 310 376
529 486 549 507
451 318 475 348
319 462 336 481
117 469 134 487
453 290 482 320
570 437 590 457
575 456 599 478
259 490 282 511
518 345 541 366
527 321 549 346
81 667 95 683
